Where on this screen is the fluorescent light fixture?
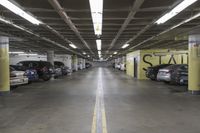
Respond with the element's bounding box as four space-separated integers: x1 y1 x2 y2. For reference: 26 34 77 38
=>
122 44 130 49
19 53 38 56
83 52 86 55
89 0 103 35
87 55 90 57
69 44 77 49
0 0 42 25
96 39 102 51
113 51 118 55
98 51 101 58
155 0 197 24
98 51 101 55
9 51 24 54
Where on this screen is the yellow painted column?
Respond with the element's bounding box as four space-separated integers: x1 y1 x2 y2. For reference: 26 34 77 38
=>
0 36 10 93
188 34 200 94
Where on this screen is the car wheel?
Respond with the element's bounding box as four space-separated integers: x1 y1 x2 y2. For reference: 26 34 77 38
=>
42 74 51 81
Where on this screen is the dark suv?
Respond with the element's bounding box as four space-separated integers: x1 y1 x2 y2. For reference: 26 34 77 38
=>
146 64 172 80
54 61 71 76
17 61 54 81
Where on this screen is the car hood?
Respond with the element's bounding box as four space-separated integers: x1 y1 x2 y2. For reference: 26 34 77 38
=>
11 71 25 76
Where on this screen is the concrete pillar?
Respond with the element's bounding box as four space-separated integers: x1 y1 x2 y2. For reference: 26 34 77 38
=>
78 58 83 70
47 51 54 80
0 36 10 94
83 59 86 69
47 50 54 66
72 55 78 71
188 34 200 94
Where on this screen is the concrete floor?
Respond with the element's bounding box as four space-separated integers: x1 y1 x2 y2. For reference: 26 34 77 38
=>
0 67 200 133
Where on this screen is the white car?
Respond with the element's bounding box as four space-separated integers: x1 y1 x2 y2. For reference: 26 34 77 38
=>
10 67 29 87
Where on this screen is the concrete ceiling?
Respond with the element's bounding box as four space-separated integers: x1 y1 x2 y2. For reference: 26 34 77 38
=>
0 0 200 59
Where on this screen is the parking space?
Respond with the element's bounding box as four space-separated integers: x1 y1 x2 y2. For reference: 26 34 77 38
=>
1 68 200 133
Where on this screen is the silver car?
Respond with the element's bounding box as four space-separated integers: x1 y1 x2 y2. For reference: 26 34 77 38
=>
157 64 184 83
10 67 29 87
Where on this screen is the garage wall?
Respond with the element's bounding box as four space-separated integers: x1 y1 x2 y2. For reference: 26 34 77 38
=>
126 49 188 79
126 51 140 77
9 54 72 69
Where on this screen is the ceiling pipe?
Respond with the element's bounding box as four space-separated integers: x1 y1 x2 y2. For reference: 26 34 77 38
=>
122 0 183 49
107 0 145 52
42 24 72 44
48 0 94 54
0 15 84 57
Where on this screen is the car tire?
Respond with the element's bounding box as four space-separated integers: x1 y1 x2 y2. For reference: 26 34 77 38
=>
42 74 51 81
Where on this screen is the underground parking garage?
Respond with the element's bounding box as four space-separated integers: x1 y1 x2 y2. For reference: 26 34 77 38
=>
1 0 200 132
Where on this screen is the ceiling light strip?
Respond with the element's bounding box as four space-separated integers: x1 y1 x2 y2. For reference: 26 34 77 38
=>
96 39 102 51
122 44 130 49
89 0 103 35
0 0 42 25
130 11 200 50
155 0 197 24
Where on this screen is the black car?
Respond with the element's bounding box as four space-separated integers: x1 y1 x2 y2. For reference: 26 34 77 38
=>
17 61 54 81
171 64 188 85
146 64 172 80
86 63 92 68
54 61 71 76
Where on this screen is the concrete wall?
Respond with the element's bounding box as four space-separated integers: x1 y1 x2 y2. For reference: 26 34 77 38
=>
9 54 72 69
126 49 188 79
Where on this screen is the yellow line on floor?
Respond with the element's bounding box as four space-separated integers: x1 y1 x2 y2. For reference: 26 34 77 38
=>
91 68 108 133
102 108 108 133
91 106 97 133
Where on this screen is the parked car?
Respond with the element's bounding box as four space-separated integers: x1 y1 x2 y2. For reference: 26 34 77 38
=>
115 63 121 70
171 65 188 85
17 61 54 81
10 67 29 88
10 65 39 82
54 61 71 76
86 63 92 68
157 64 188 85
146 64 172 80
120 63 126 71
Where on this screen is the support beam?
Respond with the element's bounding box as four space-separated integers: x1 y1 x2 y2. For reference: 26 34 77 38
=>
48 0 94 55
107 0 145 51
0 36 10 94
